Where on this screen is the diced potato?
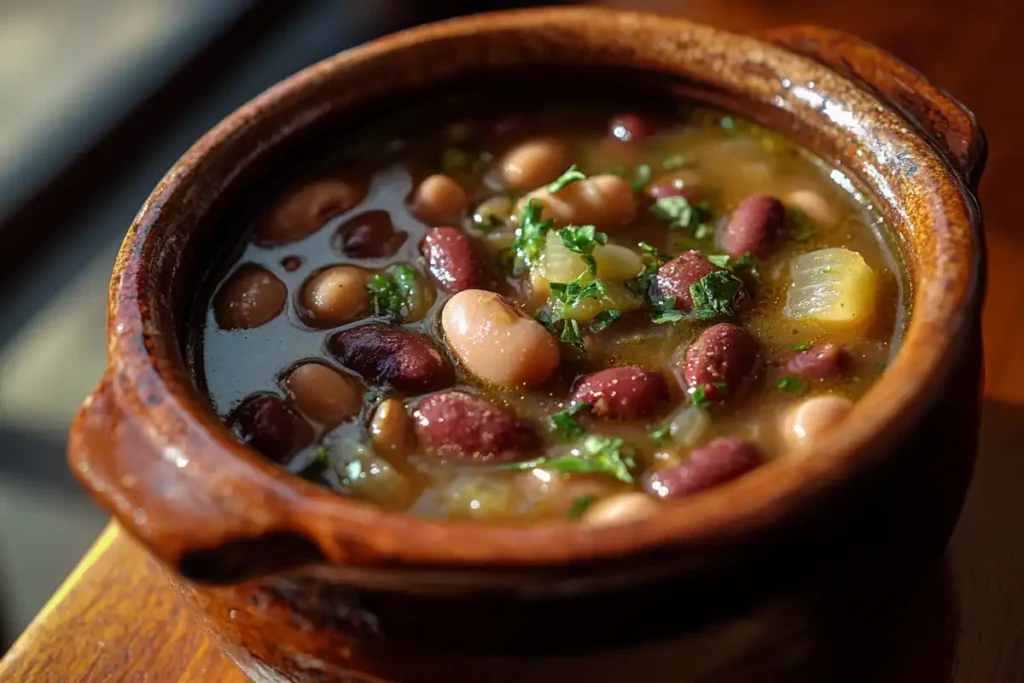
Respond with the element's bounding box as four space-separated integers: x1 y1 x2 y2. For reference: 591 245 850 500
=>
563 281 643 323
538 234 643 284
593 244 644 280
784 248 877 330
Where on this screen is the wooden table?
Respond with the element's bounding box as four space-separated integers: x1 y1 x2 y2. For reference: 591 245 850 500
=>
4 1 1024 681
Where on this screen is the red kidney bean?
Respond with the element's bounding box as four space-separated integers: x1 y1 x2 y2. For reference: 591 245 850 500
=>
655 251 724 311
648 182 704 203
228 394 311 463
677 323 759 401
609 113 650 142
572 366 670 420
420 226 491 292
786 344 847 380
334 210 407 259
413 391 539 462
718 194 785 257
328 324 454 394
646 438 760 499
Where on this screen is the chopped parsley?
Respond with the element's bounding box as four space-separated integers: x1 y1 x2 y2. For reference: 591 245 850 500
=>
650 196 713 238
363 389 384 406
661 154 689 170
789 343 812 352
298 446 330 480
649 424 671 445
559 318 585 349
559 224 608 275
691 386 711 406
690 270 744 319
650 295 684 324
591 309 622 331
786 207 816 242
536 276 606 352
512 198 554 275
549 402 590 439
707 252 760 283
547 164 587 193
776 376 808 396
343 459 363 482
366 264 419 324
877 361 888 373
504 435 636 483
473 211 506 233
626 242 672 297
707 254 730 268
568 495 596 519
608 164 653 192
720 116 737 132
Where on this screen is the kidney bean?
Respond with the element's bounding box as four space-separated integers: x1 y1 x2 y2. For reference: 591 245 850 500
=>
228 394 311 463
420 227 492 292
677 323 759 402
609 113 650 142
571 366 670 420
646 438 760 498
214 265 287 330
718 194 785 258
413 391 539 462
333 210 407 259
655 251 724 311
328 324 454 394
786 344 847 380
258 179 365 245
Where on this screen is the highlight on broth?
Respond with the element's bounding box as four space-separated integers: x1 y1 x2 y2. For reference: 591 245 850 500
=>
196 97 906 525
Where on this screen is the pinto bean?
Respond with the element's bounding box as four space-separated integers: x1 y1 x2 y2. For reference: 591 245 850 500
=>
677 323 759 402
411 174 469 225
719 194 785 258
258 179 365 245
571 366 670 420
441 289 560 390
783 395 853 446
786 344 847 380
333 210 407 259
609 113 650 142
500 138 568 190
413 391 539 462
648 182 704 203
369 398 415 456
214 265 287 330
228 394 311 463
420 227 492 292
522 174 637 231
580 492 659 526
282 362 363 426
786 189 838 226
328 324 454 393
299 265 371 327
646 438 760 499
655 251 724 311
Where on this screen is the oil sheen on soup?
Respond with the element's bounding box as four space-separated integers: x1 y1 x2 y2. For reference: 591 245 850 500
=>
196 96 907 525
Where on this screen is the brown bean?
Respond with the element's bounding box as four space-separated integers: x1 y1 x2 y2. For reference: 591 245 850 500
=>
718 194 785 258
214 265 287 330
580 492 659 526
500 138 568 190
420 226 492 292
333 210 407 259
328 324 454 394
299 265 371 327
258 179 365 245
411 174 469 225
412 391 539 462
786 344 847 380
655 251 723 311
609 113 650 142
646 438 760 498
228 394 312 463
282 362 363 426
571 366 670 420
369 398 415 456
677 323 759 402
782 395 853 446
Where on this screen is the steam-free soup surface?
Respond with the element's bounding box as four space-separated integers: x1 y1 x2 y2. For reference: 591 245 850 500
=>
196 94 906 524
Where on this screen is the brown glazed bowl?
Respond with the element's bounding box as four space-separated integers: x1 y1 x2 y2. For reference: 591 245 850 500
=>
68 8 985 683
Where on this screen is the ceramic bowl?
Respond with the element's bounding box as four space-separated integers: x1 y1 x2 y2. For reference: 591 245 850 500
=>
68 8 985 682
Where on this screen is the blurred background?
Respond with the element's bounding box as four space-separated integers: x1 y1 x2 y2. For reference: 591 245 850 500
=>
0 0 1020 665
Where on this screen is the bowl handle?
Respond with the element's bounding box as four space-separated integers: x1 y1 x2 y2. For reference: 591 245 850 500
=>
68 371 326 583
757 25 986 190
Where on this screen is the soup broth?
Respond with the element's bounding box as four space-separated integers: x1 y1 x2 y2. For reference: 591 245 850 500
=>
195 93 907 524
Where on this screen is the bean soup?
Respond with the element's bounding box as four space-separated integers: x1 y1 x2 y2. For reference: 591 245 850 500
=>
193 94 907 524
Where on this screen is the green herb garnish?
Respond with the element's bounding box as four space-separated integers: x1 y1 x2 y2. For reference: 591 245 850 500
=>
650 196 714 238
512 198 555 274
568 495 596 519
626 242 672 297
549 402 591 439
366 264 419 324
661 154 689 170
731 252 760 282
650 295 684 324
298 446 330 480
343 459 364 482
690 271 744 319
559 224 608 275
473 211 505 233
547 164 587 193
707 254 731 268
720 116 737 132
504 435 636 483
649 424 671 445
877 361 888 373
789 343 812 352
559 318 585 349
787 207 816 242
591 309 622 331
691 386 711 407
776 376 808 396
629 163 652 191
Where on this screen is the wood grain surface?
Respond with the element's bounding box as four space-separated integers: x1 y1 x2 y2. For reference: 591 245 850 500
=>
3 1 1023 681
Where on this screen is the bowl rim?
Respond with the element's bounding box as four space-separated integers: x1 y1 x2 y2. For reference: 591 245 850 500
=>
77 6 983 573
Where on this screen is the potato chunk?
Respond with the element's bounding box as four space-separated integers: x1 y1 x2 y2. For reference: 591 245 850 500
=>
783 248 877 330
